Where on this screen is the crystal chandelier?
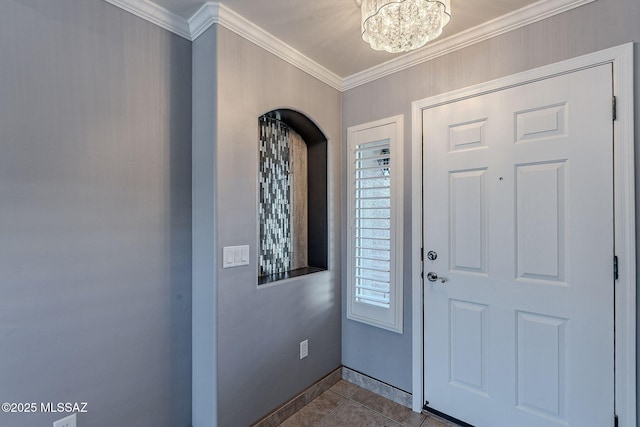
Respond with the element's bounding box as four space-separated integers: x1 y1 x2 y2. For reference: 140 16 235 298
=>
361 0 451 53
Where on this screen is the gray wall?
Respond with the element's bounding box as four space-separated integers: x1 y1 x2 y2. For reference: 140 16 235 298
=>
0 1 192 426
192 25 218 427
191 24 342 426
342 0 640 395
213 25 342 426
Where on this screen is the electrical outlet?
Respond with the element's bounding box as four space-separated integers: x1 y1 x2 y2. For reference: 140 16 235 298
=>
300 339 309 359
53 414 76 427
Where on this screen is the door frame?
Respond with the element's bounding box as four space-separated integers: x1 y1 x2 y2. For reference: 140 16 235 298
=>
410 43 635 426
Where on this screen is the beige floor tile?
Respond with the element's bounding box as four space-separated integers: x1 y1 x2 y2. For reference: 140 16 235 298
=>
316 400 403 427
280 390 345 427
329 380 363 398
351 388 425 427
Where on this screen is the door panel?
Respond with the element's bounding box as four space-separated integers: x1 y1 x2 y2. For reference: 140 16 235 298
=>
449 299 489 395
449 169 487 273
423 64 614 427
516 161 567 282
516 311 567 421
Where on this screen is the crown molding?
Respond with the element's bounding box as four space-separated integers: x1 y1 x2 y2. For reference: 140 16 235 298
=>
102 0 191 40
188 2 219 40
189 2 343 90
103 0 595 92
101 0 342 90
342 0 596 90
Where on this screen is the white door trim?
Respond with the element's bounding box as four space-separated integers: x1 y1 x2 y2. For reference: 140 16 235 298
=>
410 43 635 427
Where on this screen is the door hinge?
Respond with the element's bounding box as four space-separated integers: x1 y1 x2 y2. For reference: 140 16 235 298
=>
614 255 619 281
421 247 424 261
613 96 617 121
614 414 619 427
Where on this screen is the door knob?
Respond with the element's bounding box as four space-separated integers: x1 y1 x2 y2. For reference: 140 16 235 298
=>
427 271 447 283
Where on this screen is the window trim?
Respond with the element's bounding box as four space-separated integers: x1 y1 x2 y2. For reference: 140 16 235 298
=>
347 115 404 333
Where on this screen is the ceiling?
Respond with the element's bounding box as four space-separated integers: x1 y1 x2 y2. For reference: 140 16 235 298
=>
148 0 541 78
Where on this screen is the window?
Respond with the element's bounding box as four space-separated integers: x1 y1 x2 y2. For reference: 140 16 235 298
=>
347 115 403 333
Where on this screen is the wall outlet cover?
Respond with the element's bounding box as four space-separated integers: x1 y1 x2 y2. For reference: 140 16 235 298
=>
300 339 309 359
53 413 76 427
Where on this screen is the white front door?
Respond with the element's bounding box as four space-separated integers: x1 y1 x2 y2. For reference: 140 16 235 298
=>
422 64 614 427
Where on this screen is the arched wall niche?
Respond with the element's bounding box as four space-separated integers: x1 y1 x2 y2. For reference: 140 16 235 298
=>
258 108 328 285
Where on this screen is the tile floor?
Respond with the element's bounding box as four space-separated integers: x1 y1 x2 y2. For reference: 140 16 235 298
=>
278 380 459 427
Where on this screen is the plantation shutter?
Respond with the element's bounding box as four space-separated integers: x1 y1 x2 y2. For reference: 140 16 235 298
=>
347 116 403 333
353 139 392 308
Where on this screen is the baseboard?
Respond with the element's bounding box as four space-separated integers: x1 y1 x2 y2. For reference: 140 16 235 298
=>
341 366 413 409
251 367 342 426
252 366 416 426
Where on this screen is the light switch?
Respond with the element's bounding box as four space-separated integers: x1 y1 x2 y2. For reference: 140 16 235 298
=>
222 245 250 268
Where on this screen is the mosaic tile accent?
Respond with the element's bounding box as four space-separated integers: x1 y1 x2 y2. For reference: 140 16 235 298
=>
259 116 291 277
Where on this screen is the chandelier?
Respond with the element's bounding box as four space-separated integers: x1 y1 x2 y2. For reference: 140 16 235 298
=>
361 0 451 53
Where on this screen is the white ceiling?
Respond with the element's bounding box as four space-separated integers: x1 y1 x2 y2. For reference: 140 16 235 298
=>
148 0 541 77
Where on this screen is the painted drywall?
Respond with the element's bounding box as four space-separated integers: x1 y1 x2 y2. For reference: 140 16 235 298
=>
212 25 342 426
0 1 192 426
342 0 640 395
192 24 217 427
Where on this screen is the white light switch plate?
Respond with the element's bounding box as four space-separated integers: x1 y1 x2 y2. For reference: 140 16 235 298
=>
223 245 250 268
